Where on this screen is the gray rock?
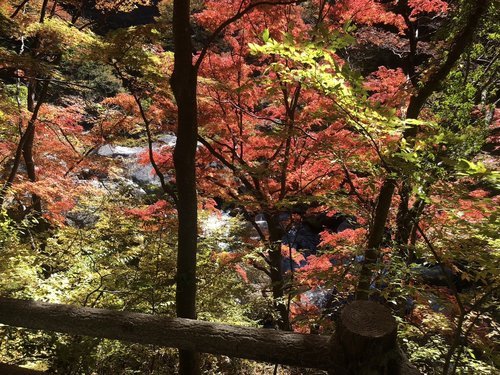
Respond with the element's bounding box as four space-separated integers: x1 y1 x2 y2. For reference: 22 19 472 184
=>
66 210 99 228
97 144 144 157
129 162 161 186
156 133 177 147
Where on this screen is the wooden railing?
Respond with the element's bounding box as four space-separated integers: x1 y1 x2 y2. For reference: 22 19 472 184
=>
0 298 419 374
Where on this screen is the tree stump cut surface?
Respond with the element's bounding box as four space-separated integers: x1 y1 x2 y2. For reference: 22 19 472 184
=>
334 300 400 374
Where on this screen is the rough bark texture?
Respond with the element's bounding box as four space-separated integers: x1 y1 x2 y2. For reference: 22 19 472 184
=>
356 179 396 300
333 301 398 374
0 298 332 370
266 213 290 331
170 0 200 372
0 299 421 374
330 301 420 375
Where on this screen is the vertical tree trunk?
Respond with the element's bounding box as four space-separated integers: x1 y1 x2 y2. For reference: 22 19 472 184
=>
396 195 425 263
395 184 411 247
22 78 44 215
170 1 200 373
267 214 290 330
39 0 50 23
0 82 47 207
1 0 51 213
356 179 395 300
356 0 489 299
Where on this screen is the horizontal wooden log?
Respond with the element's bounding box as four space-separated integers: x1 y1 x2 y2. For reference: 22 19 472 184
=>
0 363 45 374
0 298 333 370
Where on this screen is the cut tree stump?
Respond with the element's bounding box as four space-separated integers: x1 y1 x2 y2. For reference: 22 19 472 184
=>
330 300 419 375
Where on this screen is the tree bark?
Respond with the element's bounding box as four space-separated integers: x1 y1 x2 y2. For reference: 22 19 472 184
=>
0 81 48 207
0 298 332 370
22 114 42 214
332 301 401 375
24 0 50 215
170 0 200 373
0 298 420 374
3 0 52 214
356 179 396 300
267 213 291 330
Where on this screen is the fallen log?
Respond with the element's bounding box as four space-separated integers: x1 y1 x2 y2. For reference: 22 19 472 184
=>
0 298 420 374
0 298 332 369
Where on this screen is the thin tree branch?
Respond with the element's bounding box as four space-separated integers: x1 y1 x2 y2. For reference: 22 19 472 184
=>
10 0 30 18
